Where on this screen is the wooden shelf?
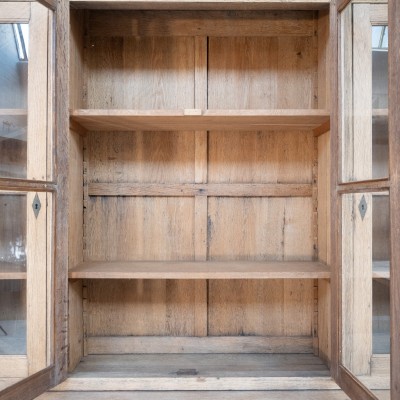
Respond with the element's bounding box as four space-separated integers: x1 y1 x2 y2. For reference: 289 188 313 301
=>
0 263 27 280
373 261 390 280
69 261 330 280
70 109 330 132
56 353 338 391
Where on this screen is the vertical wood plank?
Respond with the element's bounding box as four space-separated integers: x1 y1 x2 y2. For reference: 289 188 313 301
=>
26 191 48 374
389 0 400 394
195 36 207 109
317 9 330 109
27 3 49 181
341 193 372 375
195 132 208 184
352 5 372 181
46 193 53 366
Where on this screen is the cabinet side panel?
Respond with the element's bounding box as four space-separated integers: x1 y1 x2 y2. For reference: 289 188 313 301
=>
208 36 317 109
85 37 195 109
68 130 84 371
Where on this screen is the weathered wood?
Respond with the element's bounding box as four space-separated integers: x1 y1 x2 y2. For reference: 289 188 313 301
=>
71 1 330 11
26 192 48 375
71 109 330 131
88 183 313 197
341 193 373 375
389 0 400 395
35 390 358 400
27 3 49 181
69 261 330 280
87 336 314 355
87 10 316 37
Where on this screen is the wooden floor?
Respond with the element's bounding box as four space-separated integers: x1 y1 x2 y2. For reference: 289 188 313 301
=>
51 353 341 391
37 390 352 400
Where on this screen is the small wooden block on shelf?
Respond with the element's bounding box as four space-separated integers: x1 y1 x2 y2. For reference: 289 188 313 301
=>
70 109 330 132
69 261 330 280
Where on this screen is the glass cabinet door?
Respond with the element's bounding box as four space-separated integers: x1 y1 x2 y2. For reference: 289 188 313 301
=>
339 1 391 398
0 1 53 392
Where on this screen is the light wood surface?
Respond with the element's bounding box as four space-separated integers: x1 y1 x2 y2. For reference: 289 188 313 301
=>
0 2 30 23
54 353 338 391
71 109 330 131
38 390 354 400
88 183 313 197
69 261 330 279
27 3 49 181
86 336 314 355
0 356 28 378
26 192 48 374
341 193 373 376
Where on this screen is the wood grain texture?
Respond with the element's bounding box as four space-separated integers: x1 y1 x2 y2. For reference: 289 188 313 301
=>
85 37 195 109
86 197 194 261
86 280 199 336
209 130 313 184
389 0 400 395
69 261 330 279
69 10 85 110
52 353 337 391
26 192 48 375
86 336 314 354
341 193 373 375
208 36 317 109
27 3 49 181
69 1 331 11
86 131 195 184
0 262 26 280
88 183 313 197
38 391 353 400
68 280 83 373
71 109 330 131
87 10 315 37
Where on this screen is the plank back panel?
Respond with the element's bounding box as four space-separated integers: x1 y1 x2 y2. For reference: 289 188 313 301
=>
208 36 317 109
87 131 195 183
209 131 313 183
85 37 195 109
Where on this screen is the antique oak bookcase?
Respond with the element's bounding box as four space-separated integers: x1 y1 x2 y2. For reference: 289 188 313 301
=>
0 0 399 399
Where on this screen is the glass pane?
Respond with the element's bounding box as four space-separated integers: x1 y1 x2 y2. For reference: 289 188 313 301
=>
0 194 26 355
0 23 28 179
342 192 390 397
341 3 389 182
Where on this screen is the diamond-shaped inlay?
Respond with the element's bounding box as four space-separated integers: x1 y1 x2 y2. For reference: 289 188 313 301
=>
32 193 41 219
358 195 368 220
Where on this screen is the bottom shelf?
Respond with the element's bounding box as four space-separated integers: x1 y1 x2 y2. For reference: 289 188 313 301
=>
58 353 338 391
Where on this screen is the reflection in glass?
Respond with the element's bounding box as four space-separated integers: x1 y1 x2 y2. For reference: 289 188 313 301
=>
0 24 28 179
341 4 388 181
0 194 26 355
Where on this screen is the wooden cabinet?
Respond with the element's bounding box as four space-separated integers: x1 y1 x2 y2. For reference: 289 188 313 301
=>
1 1 399 399
63 4 335 392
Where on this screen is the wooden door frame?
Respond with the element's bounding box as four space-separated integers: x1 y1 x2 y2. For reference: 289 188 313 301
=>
333 0 399 399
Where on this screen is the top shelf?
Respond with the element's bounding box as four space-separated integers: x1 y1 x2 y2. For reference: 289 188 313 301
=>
70 109 330 132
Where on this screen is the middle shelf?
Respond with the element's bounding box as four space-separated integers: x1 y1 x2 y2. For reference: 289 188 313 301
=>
70 109 330 132
69 261 331 280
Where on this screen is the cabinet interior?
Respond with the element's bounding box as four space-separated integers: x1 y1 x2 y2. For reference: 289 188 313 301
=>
63 5 388 391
